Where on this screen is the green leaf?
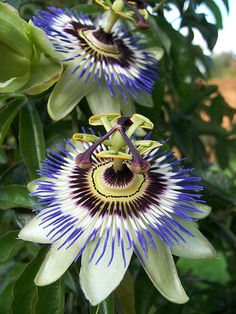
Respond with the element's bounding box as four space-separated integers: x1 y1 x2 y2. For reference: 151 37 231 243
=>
10 247 45 314
90 294 114 314
0 185 34 210
178 252 230 284
0 147 7 164
199 170 236 204
10 247 64 314
0 261 26 313
0 97 23 144
34 279 64 314
19 103 45 180
215 139 230 169
2 0 20 9
73 4 101 16
99 294 114 314
203 0 223 29
116 271 135 314
135 268 157 314
15 212 35 229
0 231 24 263
181 12 218 50
220 0 229 12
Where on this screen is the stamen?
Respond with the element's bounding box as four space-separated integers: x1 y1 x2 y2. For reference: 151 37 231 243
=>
76 115 152 172
76 126 117 169
119 129 150 173
124 0 150 28
76 116 133 170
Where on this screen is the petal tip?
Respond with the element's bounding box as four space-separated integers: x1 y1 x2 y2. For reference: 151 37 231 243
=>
170 293 189 304
18 229 26 241
34 272 56 286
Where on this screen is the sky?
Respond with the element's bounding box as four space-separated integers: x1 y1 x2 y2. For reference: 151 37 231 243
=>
161 0 236 55
213 0 236 54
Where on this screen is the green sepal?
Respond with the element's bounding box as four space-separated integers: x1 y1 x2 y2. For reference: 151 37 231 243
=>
27 21 61 59
0 6 33 58
0 43 30 93
23 55 63 95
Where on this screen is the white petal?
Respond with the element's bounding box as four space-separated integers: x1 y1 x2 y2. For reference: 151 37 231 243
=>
80 233 133 306
171 220 215 259
27 177 57 193
189 203 212 219
86 85 121 115
134 233 189 304
35 228 90 286
48 66 94 121
66 139 85 154
18 215 52 244
27 178 44 193
133 92 154 108
120 96 135 115
146 47 164 61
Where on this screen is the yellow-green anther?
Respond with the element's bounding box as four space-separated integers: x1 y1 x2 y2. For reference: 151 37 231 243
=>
73 133 111 146
133 140 154 147
130 114 154 130
138 142 162 155
73 133 100 143
132 140 162 154
125 114 153 138
75 114 156 172
89 113 120 131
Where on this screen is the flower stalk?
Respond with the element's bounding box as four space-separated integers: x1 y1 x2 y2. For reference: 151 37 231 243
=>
103 0 125 33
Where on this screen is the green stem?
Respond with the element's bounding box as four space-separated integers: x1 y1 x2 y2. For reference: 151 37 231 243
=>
101 116 113 132
103 0 125 33
126 119 143 138
113 158 124 171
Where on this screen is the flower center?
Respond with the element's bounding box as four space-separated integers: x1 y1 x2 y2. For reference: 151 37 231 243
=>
90 161 147 198
79 29 121 57
103 163 134 187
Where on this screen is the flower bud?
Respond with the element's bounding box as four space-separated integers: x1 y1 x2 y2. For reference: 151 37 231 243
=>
0 3 62 95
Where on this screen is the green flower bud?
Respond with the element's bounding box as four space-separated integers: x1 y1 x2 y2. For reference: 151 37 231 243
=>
0 3 62 94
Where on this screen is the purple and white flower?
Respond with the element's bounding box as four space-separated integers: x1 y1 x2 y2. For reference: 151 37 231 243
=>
33 7 158 120
19 114 215 305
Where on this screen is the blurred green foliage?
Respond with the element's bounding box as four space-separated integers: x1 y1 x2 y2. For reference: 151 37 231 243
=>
0 0 236 313
211 52 236 78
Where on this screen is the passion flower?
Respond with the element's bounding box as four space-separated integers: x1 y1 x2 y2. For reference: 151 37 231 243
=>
18 113 215 305
33 4 157 120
